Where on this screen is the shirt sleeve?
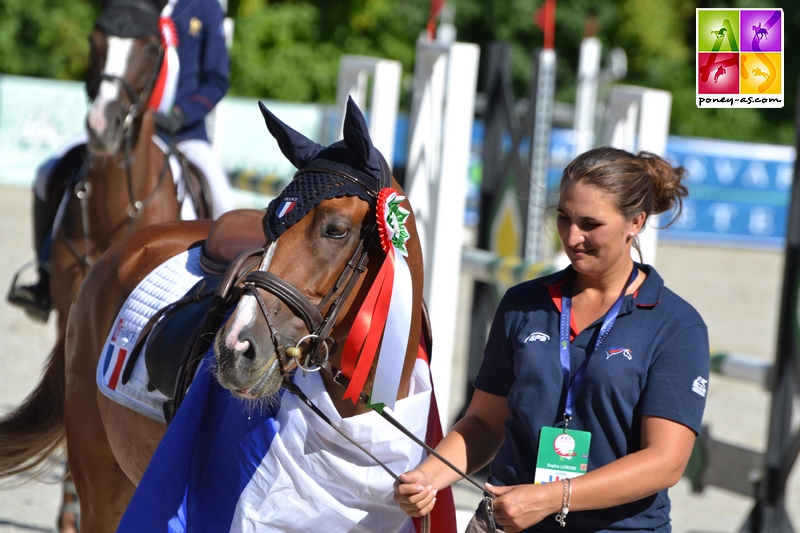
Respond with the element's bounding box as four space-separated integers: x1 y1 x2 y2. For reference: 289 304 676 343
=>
176 0 230 128
639 321 710 435
472 288 520 398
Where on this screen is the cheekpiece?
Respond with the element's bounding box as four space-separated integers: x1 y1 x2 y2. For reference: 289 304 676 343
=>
260 97 392 242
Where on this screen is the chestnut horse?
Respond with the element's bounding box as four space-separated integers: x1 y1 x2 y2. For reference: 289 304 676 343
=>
48 5 188 337
0 99 455 532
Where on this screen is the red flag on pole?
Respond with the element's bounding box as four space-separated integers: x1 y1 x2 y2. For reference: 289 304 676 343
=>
533 0 556 50
428 0 444 41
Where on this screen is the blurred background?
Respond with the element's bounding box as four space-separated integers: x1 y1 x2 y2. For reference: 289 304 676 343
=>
0 0 798 532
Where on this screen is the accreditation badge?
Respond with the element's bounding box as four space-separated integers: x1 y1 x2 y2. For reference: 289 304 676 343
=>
533 426 591 484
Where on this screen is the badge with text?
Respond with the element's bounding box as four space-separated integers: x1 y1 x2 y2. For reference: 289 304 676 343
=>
696 8 784 108
534 426 591 484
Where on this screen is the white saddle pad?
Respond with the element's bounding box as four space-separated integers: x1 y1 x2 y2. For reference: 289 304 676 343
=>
95 246 205 422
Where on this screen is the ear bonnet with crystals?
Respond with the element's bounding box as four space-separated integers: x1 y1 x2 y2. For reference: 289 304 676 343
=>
95 0 167 38
260 97 392 242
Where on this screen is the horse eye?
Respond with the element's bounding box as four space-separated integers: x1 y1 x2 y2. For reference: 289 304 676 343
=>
324 224 348 239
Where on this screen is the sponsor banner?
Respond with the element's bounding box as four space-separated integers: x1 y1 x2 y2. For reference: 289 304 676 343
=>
662 135 794 249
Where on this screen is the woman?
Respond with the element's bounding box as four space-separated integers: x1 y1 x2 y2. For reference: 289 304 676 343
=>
394 147 710 532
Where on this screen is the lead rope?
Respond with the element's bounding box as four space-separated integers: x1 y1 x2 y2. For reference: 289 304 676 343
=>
282 380 431 533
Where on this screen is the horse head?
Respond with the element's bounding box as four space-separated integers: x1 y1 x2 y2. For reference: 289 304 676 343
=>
86 0 166 154
214 98 423 414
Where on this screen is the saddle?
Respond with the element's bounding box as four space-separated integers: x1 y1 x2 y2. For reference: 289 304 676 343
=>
121 209 267 422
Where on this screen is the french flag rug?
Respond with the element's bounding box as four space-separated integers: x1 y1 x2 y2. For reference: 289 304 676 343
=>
118 350 456 532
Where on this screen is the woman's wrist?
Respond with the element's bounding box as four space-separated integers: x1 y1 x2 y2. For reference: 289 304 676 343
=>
554 478 572 526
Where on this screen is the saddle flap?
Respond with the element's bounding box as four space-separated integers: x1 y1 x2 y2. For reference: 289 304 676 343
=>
144 275 222 399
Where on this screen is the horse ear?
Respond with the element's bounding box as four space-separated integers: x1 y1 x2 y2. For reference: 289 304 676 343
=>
342 96 382 179
259 101 325 170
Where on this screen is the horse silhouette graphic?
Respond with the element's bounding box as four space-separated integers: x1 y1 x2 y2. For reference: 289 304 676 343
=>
752 22 769 41
710 28 727 39
606 348 633 360
714 66 727 83
752 67 769 81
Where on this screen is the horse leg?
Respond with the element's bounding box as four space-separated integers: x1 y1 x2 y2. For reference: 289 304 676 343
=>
64 362 137 532
63 280 136 532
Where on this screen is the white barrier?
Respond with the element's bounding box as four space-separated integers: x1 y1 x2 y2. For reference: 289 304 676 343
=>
602 85 672 266
335 55 402 170
405 39 480 427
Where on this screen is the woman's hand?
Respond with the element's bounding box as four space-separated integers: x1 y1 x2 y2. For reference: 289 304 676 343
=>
486 482 561 533
393 471 438 517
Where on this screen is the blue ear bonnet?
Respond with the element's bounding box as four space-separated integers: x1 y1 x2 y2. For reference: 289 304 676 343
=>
260 97 392 241
95 0 165 38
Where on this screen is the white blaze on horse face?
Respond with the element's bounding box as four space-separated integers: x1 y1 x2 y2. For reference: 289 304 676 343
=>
87 37 135 135
225 241 279 352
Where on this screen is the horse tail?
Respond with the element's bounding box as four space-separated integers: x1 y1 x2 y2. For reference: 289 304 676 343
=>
0 334 66 481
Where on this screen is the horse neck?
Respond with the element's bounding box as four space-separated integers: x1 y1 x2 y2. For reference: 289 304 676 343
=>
84 110 176 250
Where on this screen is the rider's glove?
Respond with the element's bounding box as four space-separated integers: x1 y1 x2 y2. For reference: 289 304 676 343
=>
155 107 186 136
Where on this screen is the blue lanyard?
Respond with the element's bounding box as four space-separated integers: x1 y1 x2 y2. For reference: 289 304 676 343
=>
559 267 638 428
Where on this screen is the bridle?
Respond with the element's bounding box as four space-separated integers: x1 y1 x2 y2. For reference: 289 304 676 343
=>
96 41 171 219
242 163 385 378
69 35 171 270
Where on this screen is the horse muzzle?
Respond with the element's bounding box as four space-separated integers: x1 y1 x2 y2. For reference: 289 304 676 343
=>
87 98 126 154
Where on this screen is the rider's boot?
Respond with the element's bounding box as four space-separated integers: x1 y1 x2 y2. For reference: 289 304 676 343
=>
7 195 53 323
7 267 51 323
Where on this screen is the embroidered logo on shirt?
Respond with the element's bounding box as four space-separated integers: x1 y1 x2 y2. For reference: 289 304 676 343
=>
189 17 203 37
524 332 550 343
692 376 708 397
605 347 633 360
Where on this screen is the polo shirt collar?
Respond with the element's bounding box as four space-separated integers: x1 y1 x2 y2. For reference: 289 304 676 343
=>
542 262 664 310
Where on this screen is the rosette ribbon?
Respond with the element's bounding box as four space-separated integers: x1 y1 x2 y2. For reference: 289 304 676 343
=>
340 188 413 411
148 0 180 113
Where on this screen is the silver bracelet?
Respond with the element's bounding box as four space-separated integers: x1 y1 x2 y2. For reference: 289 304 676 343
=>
555 478 572 527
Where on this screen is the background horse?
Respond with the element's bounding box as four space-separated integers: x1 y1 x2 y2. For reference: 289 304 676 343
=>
0 100 451 532
48 1 190 337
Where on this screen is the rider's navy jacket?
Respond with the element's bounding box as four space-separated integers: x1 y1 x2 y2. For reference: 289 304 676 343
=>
474 263 709 533
168 0 230 142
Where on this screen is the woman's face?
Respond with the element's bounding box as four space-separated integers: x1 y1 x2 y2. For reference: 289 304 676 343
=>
556 181 643 278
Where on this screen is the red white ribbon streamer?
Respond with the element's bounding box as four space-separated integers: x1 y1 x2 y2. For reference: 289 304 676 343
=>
148 10 180 113
340 188 413 410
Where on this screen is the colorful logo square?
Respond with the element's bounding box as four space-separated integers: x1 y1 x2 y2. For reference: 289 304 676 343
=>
696 9 783 108
741 10 782 52
741 52 781 95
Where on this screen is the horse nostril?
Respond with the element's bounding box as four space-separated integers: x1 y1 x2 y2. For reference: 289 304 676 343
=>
241 342 257 361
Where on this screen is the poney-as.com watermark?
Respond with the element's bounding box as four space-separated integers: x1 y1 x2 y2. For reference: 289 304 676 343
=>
696 8 784 108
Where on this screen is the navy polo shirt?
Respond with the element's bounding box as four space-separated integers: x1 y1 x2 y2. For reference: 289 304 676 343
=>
474 264 709 532
165 0 230 142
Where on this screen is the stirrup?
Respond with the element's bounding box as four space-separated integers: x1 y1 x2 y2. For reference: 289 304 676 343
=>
6 260 51 323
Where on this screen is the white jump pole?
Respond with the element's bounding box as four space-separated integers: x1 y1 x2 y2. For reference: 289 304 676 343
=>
335 55 402 170
602 85 672 266
405 39 480 428
573 36 602 157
